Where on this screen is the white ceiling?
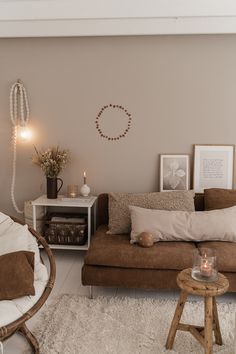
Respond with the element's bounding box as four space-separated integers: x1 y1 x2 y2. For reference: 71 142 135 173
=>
1 0 236 37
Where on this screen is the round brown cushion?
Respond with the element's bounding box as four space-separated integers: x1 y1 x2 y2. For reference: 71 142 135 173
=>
138 232 154 248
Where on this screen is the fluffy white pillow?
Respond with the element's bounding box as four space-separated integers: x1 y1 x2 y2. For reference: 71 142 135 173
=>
0 217 29 256
0 212 9 224
0 213 47 281
0 213 14 235
129 205 236 244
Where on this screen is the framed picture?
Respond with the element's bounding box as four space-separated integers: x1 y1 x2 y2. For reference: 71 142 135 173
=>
160 154 190 192
193 144 235 193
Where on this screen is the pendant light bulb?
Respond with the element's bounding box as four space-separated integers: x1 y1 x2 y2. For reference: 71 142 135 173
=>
18 125 32 141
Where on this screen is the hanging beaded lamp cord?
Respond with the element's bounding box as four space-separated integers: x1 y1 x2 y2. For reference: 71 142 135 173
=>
95 104 132 141
9 79 30 214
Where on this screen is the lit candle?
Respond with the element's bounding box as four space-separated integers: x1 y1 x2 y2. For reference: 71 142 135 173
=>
200 257 213 278
83 171 87 185
67 185 78 198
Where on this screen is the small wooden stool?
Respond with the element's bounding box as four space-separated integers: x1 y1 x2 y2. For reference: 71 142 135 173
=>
165 268 229 354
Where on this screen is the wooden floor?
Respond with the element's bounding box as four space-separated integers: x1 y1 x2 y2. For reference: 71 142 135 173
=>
3 250 236 354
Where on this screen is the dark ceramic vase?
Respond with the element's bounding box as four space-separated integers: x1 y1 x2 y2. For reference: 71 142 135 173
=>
46 177 63 199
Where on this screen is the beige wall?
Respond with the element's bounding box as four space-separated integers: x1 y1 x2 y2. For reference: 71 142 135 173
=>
0 35 236 216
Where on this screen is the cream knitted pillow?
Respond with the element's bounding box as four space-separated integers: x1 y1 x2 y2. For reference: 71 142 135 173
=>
108 190 195 234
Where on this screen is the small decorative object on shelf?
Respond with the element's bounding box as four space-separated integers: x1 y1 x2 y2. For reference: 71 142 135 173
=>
67 185 79 198
44 214 88 246
80 171 90 197
61 196 94 203
46 177 63 199
32 146 70 199
192 248 218 282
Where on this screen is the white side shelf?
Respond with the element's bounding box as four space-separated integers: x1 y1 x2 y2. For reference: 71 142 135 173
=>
32 195 97 251
39 244 88 251
32 195 97 208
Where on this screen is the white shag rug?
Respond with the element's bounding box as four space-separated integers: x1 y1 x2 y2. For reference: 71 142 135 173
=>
31 295 236 354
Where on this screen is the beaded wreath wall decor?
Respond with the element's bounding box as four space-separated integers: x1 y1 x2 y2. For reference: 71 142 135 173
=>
95 104 132 141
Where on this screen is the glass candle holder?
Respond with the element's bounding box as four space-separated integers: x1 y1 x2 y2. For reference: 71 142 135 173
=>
192 248 218 282
67 185 78 198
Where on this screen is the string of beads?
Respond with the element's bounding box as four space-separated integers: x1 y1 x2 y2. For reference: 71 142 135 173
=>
95 104 132 141
10 81 29 126
9 80 30 214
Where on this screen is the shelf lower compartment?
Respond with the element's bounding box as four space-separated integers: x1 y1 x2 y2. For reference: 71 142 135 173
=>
39 243 88 250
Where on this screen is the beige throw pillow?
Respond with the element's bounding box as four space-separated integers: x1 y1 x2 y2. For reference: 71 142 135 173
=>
129 205 236 243
108 190 195 234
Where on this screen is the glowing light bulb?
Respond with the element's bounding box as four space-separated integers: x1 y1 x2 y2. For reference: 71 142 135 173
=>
18 126 32 141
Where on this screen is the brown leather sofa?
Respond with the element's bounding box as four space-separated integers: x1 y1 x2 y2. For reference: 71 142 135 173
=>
82 193 236 292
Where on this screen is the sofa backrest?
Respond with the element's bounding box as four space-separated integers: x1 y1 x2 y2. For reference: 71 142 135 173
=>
97 193 205 227
97 194 109 227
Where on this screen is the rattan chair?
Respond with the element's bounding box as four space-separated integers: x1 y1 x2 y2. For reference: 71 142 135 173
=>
0 218 56 354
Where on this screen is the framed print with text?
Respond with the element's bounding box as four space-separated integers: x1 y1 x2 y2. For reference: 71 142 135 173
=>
193 144 235 193
160 154 190 192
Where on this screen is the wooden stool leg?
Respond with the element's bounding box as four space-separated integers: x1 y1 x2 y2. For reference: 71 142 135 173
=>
212 297 223 345
166 290 188 349
204 296 213 354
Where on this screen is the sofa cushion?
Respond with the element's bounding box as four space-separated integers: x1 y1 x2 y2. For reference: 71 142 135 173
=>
0 215 29 256
0 213 44 279
85 225 196 270
197 242 236 273
0 276 48 327
204 188 236 210
0 251 35 300
97 193 205 228
129 205 236 243
0 213 49 327
108 190 195 234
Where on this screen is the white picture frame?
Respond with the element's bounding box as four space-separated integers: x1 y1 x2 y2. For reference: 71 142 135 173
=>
160 154 190 192
193 144 235 193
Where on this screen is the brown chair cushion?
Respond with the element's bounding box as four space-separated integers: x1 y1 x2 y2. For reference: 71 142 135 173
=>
0 251 35 300
204 188 236 210
85 225 197 270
